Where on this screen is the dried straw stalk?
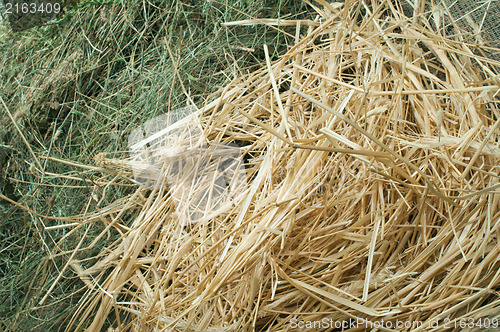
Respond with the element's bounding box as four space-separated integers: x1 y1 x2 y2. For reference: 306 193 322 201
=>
53 0 500 330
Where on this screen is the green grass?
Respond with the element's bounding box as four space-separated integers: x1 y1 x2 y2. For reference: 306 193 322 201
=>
0 0 313 329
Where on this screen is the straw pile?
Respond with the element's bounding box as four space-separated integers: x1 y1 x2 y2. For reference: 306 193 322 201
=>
59 1 500 330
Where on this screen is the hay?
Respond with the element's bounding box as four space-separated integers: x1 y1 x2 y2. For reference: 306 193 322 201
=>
50 0 500 330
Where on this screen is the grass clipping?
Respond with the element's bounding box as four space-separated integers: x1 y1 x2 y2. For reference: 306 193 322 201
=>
66 2 500 331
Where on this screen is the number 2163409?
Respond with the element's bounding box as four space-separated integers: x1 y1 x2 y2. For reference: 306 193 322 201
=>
4 2 61 15
443 317 498 329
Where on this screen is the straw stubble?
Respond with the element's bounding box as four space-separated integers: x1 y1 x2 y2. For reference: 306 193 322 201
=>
61 1 500 331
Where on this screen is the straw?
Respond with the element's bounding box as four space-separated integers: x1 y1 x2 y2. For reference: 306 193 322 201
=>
49 0 500 330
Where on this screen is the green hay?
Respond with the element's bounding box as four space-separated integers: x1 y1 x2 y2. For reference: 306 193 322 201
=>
0 0 310 330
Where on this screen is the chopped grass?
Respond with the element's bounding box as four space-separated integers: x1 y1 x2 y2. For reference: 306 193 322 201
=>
1 0 499 330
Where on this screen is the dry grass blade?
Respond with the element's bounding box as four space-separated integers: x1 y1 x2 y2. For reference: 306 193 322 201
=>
38 1 500 330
